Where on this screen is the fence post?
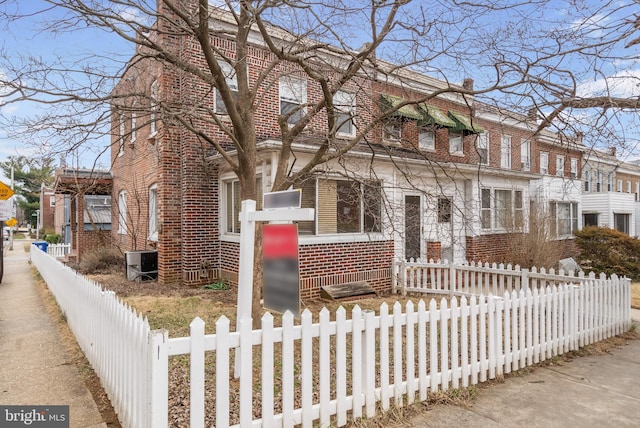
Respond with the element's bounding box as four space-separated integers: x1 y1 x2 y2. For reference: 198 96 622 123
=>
449 261 455 298
521 268 529 292
148 329 169 428
190 317 206 428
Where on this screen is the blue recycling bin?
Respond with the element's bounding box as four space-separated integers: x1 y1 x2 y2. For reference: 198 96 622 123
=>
33 241 48 253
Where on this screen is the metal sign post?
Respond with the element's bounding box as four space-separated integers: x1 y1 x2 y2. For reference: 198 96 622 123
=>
234 196 314 378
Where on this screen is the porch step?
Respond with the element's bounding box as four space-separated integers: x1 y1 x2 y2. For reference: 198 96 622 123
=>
320 281 378 302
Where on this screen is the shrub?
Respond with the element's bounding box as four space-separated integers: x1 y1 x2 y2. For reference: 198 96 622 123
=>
74 247 124 275
574 226 640 280
43 233 61 244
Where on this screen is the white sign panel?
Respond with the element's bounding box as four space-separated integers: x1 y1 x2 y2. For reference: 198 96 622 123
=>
0 200 12 221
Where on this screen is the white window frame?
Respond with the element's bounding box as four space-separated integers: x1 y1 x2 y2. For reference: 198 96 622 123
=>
551 201 579 238
477 132 489 165
118 112 125 156
570 158 578 179
148 184 158 241
418 128 435 151
521 139 530 171
540 152 549 175
500 135 512 169
449 131 463 155
118 190 127 235
279 76 307 126
607 172 613 192
627 181 632 193
150 80 159 136
481 187 525 232
383 117 402 143
214 61 239 115
584 170 591 192
130 101 137 143
334 90 356 137
597 170 603 192
555 155 564 177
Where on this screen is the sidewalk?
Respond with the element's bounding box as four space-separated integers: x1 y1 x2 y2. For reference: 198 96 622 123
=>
0 241 107 428
403 310 640 427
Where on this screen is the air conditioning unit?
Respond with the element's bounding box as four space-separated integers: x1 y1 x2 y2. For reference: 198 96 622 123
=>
125 250 158 281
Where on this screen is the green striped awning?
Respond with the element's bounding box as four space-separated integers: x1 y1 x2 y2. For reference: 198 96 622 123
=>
380 94 422 120
418 104 457 128
448 110 484 133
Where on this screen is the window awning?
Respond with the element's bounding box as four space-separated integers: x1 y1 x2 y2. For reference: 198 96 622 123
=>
380 94 422 120
448 110 484 134
418 104 457 128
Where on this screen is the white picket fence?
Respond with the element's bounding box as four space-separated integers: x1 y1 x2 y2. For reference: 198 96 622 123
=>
46 243 71 258
30 246 158 428
394 258 612 297
31 248 631 428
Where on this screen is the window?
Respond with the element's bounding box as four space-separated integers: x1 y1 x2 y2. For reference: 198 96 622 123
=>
607 172 613 192
295 178 382 235
419 128 435 151
449 131 463 155
614 213 630 235
131 101 137 143
583 213 598 227
481 188 524 231
215 61 238 115
636 182 639 201
627 181 632 193
617 179 623 192
148 184 158 241
514 190 524 228
521 139 530 171
279 76 307 125
570 158 578 179
225 178 263 233
596 170 602 192
150 80 159 136
118 112 125 156
481 188 491 229
118 190 127 235
383 118 402 143
494 189 512 229
438 198 452 223
50 196 55 207
500 135 512 168
556 155 564 177
540 152 549 174
550 201 578 237
477 132 489 165
334 90 356 137
584 170 591 192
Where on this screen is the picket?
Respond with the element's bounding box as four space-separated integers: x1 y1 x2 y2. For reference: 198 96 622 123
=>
31 249 632 428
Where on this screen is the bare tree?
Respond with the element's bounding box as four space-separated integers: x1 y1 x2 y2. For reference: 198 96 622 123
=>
2 0 640 322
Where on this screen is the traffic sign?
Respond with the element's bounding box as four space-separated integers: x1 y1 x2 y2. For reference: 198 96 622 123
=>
5 218 17 227
0 200 12 221
0 181 14 200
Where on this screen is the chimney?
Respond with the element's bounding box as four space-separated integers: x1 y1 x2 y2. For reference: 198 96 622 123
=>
575 132 583 145
462 78 474 91
528 107 539 122
609 146 617 157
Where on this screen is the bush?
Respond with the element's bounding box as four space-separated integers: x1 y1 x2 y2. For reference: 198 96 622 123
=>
574 226 640 280
43 233 61 244
74 247 124 275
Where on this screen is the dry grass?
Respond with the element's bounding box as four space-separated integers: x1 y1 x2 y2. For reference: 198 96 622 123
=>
631 282 640 309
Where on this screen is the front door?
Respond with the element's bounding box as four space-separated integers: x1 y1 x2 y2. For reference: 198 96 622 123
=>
404 195 422 261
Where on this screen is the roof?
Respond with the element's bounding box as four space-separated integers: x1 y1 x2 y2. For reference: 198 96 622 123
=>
54 168 112 195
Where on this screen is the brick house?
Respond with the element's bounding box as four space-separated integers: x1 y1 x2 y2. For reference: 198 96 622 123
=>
109 3 584 298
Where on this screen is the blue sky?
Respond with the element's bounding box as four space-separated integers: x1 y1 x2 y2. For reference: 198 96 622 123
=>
1 0 640 183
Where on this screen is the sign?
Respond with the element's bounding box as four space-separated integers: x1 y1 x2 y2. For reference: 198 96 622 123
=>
0 200 12 221
5 218 17 227
0 181 14 200
263 189 301 210
262 223 301 317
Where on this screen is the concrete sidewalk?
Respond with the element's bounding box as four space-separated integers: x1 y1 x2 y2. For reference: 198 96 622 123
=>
404 311 640 427
0 241 107 428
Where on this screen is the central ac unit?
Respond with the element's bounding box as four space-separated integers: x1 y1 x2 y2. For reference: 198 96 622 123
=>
125 250 158 281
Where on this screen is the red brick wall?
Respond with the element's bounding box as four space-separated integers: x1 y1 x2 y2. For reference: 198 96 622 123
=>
220 240 394 300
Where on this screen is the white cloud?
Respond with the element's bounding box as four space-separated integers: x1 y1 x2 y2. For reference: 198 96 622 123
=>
577 69 640 98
